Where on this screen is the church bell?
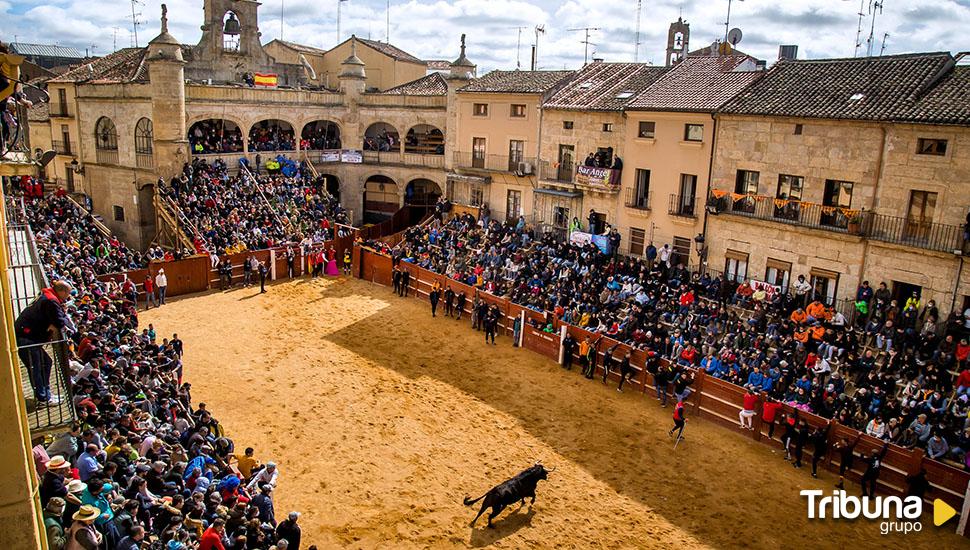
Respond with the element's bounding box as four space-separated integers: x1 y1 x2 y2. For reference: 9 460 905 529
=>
223 13 241 36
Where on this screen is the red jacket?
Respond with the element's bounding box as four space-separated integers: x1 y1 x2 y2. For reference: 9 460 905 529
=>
762 401 782 423
742 393 759 412
956 369 970 389
198 528 226 550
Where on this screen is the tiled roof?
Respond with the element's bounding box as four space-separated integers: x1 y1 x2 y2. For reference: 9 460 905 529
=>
271 40 328 56
459 70 574 94
48 46 192 84
626 55 762 112
358 38 424 64
896 65 970 126
720 52 953 121
544 63 667 111
379 72 447 95
9 43 85 59
425 60 452 71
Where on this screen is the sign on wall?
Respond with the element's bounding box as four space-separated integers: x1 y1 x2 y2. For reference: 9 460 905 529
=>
340 150 363 164
575 165 618 188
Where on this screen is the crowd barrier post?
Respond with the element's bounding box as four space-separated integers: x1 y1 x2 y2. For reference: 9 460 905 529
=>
269 249 277 280
557 324 566 364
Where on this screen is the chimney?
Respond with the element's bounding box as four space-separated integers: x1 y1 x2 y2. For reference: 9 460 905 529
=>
778 45 798 61
592 57 604 63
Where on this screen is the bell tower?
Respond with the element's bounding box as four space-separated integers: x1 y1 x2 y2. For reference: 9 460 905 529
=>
190 0 277 82
666 17 690 66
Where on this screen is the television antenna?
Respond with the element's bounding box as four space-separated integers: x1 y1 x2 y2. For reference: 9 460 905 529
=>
865 0 884 57
508 26 527 69
531 24 545 70
336 0 349 44
567 27 600 65
113 27 121 51
853 0 866 56
634 0 643 62
130 0 144 48
880 32 889 56
385 0 390 43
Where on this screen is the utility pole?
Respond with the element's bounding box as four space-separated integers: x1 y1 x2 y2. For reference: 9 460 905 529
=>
531 25 545 70
337 0 349 44
508 26 527 69
634 0 643 62
567 27 600 66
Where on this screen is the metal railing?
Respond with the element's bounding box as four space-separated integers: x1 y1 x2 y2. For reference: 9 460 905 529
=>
3 197 76 433
136 152 154 169
624 188 651 210
709 193 968 254
669 194 698 218
95 148 119 165
49 103 73 117
452 152 529 173
539 160 575 183
362 149 445 168
52 140 76 155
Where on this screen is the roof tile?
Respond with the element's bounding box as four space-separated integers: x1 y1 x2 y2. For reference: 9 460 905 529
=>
459 70 574 94
627 55 762 112
544 63 667 111
378 72 447 96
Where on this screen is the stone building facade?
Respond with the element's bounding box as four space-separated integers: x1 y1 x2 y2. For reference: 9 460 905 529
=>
707 53 970 317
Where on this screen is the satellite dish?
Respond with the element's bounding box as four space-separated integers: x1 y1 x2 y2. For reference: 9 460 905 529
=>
728 28 743 46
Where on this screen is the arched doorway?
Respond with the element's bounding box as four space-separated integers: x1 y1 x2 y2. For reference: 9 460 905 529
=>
301 120 342 150
363 175 399 223
319 173 340 202
405 178 442 224
188 119 243 154
249 119 295 152
362 122 400 152
404 124 444 155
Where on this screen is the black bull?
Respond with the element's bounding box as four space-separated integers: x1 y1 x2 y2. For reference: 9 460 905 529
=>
463 464 553 527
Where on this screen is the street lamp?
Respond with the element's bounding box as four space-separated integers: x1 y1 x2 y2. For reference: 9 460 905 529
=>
70 158 85 175
693 233 707 263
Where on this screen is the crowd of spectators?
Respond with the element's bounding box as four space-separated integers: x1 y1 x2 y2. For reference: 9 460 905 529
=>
20 193 306 549
299 125 341 151
393 211 970 469
362 130 397 152
160 157 349 256
248 124 295 153
190 122 244 155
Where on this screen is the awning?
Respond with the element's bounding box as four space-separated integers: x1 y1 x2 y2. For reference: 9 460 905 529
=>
447 172 491 184
534 187 582 198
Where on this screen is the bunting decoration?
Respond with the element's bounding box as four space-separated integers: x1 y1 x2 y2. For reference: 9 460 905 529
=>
712 189 729 198
773 199 789 208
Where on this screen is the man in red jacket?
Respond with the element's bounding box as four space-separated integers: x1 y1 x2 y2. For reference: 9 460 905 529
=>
739 387 759 430
199 518 226 550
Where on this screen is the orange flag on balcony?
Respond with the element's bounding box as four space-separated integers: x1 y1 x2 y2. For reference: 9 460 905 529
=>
712 189 728 198
774 199 789 208
254 73 278 87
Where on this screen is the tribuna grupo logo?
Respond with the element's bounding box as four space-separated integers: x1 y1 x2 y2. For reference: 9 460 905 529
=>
801 490 957 535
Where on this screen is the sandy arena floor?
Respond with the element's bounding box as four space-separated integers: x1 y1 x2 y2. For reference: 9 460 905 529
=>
141 277 964 549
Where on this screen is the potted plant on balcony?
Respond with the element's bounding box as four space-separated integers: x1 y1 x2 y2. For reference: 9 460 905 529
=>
847 212 863 235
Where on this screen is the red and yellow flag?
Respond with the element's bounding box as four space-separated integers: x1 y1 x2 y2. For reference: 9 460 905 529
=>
253 73 278 87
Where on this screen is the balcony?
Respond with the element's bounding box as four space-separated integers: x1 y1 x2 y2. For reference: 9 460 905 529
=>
362 149 445 168
95 149 119 165
669 193 698 218
136 152 154 169
453 152 532 173
539 161 621 192
539 160 574 183
624 188 651 210
49 103 73 117
709 191 968 254
52 140 76 155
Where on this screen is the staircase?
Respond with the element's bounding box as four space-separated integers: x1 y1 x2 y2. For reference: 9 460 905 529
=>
153 192 204 252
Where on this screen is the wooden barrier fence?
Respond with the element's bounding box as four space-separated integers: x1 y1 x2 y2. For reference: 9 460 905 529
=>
357 247 970 524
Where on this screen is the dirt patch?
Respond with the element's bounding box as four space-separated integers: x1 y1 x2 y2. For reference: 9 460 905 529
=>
141 277 963 549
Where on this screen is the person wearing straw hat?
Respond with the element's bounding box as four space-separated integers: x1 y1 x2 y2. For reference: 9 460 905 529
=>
40 455 70 505
43 497 67 550
64 505 101 550
63 479 86 525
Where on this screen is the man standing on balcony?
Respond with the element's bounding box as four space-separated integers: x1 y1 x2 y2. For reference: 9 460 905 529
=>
14 280 72 405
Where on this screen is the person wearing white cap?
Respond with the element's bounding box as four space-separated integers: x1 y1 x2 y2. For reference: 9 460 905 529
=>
64 504 101 550
246 461 278 492
276 511 302 549
40 455 71 505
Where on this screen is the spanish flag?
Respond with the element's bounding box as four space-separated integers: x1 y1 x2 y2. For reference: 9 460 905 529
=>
254 73 278 87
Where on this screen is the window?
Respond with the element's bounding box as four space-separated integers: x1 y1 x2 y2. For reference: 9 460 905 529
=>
64 162 75 192
810 268 839 306
510 104 526 118
602 123 613 132
916 138 947 156
765 258 792 292
506 190 522 219
134 118 153 155
629 169 650 208
672 236 691 267
95 117 118 151
733 169 759 213
508 140 524 171
629 227 646 256
638 121 656 138
906 190 937 242
684 123 703 142
471 138 486 169
473 103 489 116
794 124 803 135
563 121 574 130
113 205 125 222
556 144 574 182
725 250 749 283
774 174 804 221
821 180 853 228
673 174 697 216
470 185 484 206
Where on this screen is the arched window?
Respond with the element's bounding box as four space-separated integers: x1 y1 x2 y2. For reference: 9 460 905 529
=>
95 117 118 151
134 118 153 154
